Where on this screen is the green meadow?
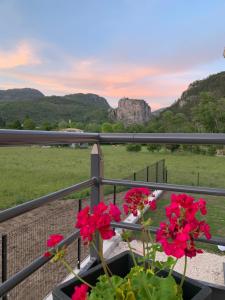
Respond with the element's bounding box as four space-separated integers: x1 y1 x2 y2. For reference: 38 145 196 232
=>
1 145 225 209
1 145 225 252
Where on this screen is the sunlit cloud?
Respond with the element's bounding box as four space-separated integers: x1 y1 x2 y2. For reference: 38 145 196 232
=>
0 41 41 69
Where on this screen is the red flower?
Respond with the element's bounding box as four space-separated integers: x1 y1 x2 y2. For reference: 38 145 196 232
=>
156 193 211 259
123 187 152 216
75 202 121 244
47 234 64 248
198 198 207 215
149 200 156 211
44 251 51 257
109 203 121 222
71 284 89 300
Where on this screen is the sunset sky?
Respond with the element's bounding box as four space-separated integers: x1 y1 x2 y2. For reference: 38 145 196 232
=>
0 0 224 110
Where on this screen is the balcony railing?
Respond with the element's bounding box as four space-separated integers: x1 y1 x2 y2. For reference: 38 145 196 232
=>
0 129 225 299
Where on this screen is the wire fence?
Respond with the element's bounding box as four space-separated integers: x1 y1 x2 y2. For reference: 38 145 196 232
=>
0 159 166 300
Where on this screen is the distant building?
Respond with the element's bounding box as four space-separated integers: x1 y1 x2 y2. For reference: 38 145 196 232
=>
59 128 88 148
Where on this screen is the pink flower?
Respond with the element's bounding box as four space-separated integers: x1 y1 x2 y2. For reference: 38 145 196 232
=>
71 284 89 300
149 200 156 211
198 198 207 215
123 187 152 216
109 203 121 222
75 202 121 244
47 234 64 247
44 251 51 257
156 193 211 259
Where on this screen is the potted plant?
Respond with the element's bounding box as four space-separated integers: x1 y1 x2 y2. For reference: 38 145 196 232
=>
46 188 212 300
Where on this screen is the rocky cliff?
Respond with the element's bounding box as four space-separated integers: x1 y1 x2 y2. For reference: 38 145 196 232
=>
109 98 151 125
170 71 225 115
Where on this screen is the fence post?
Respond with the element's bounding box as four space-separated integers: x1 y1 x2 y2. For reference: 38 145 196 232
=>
2 234 8 300
113 185 117 205
197 172 200 186
146 166 149 182
133 172 136 181
155 162 159 183
90 144 104 262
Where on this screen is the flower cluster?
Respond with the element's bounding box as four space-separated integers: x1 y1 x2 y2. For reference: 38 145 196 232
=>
71 284 89 300
44 234 64 257
123 187 155 216
156 193 211 258
75 202 121 244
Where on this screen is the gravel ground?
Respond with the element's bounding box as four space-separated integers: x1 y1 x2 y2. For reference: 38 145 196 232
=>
108 240 225 286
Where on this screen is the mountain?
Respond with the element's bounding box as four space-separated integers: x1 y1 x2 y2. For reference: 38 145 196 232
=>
109 98 152 125
170 71 225 116
0 88 44 101
0 89 110 125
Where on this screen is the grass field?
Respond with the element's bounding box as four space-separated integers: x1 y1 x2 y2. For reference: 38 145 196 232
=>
1 145 225 209
1 145 225 253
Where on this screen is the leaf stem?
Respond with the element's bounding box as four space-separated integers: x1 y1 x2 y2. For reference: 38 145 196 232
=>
61 257 93 289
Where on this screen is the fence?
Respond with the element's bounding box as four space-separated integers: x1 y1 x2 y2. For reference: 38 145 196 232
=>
0 131 225 300
112 159 166 204
0 155 166 300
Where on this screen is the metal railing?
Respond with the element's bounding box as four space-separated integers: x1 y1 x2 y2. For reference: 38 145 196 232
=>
0 130 225 299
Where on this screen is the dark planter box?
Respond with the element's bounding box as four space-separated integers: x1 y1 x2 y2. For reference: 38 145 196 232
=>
52 251 212 300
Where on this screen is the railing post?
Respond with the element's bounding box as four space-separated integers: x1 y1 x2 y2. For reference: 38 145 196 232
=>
2 234 8 300
77 199 82 269
90 144 104 262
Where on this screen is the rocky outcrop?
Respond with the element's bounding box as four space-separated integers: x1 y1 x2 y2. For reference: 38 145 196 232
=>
109 98 151 125
0 88 44 101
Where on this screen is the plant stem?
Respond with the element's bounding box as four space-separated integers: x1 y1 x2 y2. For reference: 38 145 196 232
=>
91 239 114 287
180 255 187 288
61 258 93 289
169 258 178 276
125 237 138 267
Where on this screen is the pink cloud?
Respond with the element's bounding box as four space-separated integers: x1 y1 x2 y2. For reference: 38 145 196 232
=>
0 41 41 69
0 53 196 110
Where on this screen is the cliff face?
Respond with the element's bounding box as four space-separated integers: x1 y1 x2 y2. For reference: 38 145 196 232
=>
109 98 151 125
170 71 225 114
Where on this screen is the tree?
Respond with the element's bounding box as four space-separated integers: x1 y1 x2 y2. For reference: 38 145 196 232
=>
23 117 36 130
192 92 225 133
112 122 125 133
41 122 53 131
101 122 113 133
11 120 22 129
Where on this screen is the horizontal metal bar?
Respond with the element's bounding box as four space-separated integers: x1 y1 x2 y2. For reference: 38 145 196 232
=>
111 221 225 246
1 131 225 146
0 130 99 145
0 179 94 223
99 133 225 144
102 178 225 196
0 230 80 297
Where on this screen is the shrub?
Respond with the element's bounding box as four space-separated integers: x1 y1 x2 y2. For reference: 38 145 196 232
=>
147 144 161 152
126 144 142 152
207 146 217 156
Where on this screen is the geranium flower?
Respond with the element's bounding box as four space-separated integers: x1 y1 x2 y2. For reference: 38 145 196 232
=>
71 284 89 300
123 187 153 216
156 193 211 259
75 202 121 244
47 234 64 247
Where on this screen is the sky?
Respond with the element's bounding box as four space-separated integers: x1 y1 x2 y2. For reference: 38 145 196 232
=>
0 0 224 110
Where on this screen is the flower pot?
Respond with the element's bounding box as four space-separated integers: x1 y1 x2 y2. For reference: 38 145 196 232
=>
52 251 212 300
